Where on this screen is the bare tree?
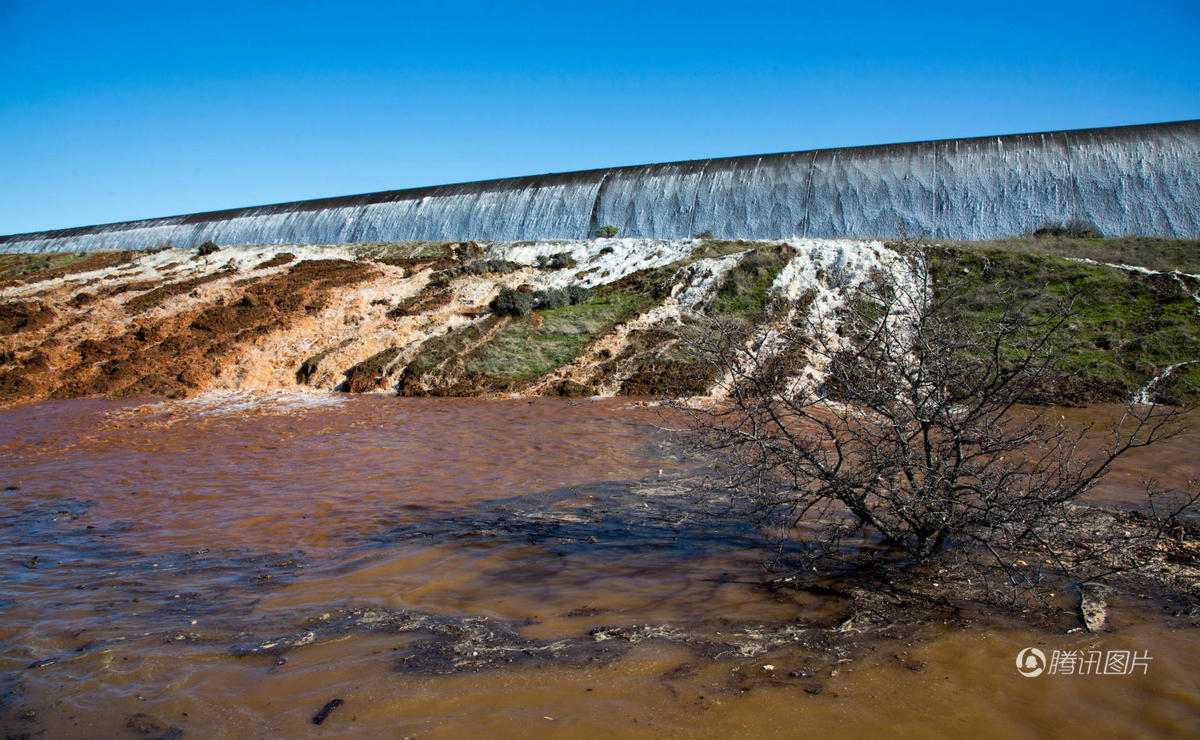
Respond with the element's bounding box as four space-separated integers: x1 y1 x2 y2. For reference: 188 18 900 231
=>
676 243 1192 606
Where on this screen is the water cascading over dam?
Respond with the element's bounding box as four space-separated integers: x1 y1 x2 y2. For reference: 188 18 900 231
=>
2 120 1197 254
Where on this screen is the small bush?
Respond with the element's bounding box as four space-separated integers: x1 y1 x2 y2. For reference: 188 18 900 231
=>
595 225 620 238
535 287 569 310
197 241 221 256
536 252 578 270
490 287 538 317
535 284 593 310
429 259 521 285
564 284 593 305
1034 219 1104 239
452 241 485 261
461 259 521 276
491 284 594 316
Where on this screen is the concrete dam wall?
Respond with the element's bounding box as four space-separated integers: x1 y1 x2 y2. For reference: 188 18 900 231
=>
2 120 1198 254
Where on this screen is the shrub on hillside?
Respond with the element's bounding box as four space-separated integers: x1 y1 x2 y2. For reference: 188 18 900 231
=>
490 287 537 316
678 240 1191 610
564 284 593 305
1034 219 1104 239
490 284 594 316
433 259 523 285
197 240 221 256
536 284 593 310
461 259 521 276
535 287 569 310
536 252 578 270
595 225 620 238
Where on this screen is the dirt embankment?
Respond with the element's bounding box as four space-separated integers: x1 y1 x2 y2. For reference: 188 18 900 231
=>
1 256 378 400
0 240 720 402
0 241 562 402
1 237 1197 404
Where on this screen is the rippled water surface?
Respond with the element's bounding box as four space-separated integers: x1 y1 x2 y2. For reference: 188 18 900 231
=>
0 395 1197 738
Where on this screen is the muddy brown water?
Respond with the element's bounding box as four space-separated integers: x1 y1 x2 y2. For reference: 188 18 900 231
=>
0 395 1197 737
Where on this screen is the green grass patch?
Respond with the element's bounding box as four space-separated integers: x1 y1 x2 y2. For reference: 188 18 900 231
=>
934 236 1200 274
599 261 690 299
394 317 502 394
465 293 651 381
690 239 760 260
597 243 795 395
350 242 457 262
710 244 795 320
928 246 1200 404
0 250 140 286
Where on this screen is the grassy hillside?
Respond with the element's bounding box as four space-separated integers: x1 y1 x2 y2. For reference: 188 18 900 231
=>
0 236 1196 404
926 242 1200 404
935 234 1200 274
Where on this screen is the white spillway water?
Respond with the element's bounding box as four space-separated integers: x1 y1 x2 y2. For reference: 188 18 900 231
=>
701 240 926 400
1134 362 1197 405
520 249 747 397
3 121 1198 254
485 238 700 288
108 390 350 424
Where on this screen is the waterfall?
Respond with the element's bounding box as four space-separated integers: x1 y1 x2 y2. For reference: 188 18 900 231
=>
2 121 1197 254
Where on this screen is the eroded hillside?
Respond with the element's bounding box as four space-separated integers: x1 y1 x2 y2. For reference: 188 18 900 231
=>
1 237 1197 404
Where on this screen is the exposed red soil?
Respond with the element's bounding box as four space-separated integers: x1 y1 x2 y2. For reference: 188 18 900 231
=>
122 270 231 311
342 346 404 393
0 301 57 335
0 259 377 401
253 252 296 270
385 288 453 318
618 361 715 396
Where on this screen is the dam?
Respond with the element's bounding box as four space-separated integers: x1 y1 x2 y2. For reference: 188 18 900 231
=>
2 120 1197 254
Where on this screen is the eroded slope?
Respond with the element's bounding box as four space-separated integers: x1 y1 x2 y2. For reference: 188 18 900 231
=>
1 237 1197 404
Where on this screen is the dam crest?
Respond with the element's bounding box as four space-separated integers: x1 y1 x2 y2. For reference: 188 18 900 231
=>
2 120 1198 253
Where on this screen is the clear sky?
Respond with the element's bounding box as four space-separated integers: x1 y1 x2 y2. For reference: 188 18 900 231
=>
2 0 1198 235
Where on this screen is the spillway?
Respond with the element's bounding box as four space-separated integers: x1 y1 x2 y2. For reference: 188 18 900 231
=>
2 120 1198 254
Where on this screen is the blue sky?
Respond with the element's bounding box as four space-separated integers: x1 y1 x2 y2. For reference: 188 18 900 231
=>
2 0 1198 235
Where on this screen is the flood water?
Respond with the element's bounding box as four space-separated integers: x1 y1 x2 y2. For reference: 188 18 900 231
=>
0 395 1197 737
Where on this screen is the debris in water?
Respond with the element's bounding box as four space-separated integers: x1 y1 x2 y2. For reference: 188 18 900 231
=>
26 657 57 669
312 698 344 725
1080 583 1109 632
